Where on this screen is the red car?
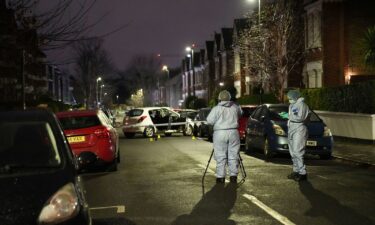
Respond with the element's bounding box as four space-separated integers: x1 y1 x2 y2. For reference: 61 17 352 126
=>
238 105 257 144
56 109 120 171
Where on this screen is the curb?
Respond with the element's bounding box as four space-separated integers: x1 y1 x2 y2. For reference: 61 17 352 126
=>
332 155 375 169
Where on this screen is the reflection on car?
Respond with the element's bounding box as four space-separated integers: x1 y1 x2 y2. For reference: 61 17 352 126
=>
238 105 257 144
175 109 197 136
122 107 187 138
244 104 333 159
56 109 120 172
0 110 91 225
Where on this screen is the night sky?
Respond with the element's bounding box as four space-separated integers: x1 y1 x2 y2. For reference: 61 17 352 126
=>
48 0 254 70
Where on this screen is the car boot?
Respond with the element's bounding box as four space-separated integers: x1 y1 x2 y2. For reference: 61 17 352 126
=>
216 177 225 183
294 174 307 182
229 176 237 183
287 172 299 179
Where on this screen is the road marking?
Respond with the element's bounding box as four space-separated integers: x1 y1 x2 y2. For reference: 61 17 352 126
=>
243 194 296 225
317 175 329 180
90 205 126 214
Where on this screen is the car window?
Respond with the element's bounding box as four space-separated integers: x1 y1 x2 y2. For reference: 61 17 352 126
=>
0 121 61 169
251 107 262 120
269 106 289 121
309 111 321 122
128 109 143 117
58 115 101 130
242 107 256 117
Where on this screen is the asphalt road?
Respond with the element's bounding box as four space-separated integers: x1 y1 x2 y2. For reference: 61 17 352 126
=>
82 132 375 225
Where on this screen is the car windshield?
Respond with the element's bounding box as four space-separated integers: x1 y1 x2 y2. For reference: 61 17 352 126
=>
242 107 256 117
269 106 289 121
59 116 101 130
0 121 61 172
128 109 143 117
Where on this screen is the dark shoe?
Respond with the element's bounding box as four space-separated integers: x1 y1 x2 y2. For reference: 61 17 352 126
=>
216 178 225 183
229 176 237 183
287 172 299 179
294 174 307 182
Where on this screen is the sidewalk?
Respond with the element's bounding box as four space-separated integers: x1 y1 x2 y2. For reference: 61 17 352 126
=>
332 138 375 166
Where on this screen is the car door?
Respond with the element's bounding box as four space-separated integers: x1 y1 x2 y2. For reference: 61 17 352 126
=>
251 106 268 148
247 107 261 148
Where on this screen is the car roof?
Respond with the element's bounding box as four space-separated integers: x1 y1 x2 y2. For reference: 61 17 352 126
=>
263 103 289 108
130 107 172 111
56 109 99 118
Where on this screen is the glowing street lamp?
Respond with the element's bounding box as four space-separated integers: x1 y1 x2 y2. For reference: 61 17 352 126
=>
96 77 102 106
185 44 196 96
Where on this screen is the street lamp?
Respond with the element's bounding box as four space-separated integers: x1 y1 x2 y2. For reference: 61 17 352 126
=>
96 77 102 107
186 45 196 96
100 84 105 104
246 0 260 25
162 65 170 106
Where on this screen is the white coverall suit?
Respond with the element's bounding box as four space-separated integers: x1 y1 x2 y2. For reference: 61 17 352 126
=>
207 101 242 178
288 97 310 175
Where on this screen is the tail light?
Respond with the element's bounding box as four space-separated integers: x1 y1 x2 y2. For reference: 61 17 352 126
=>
94 127 110 138
38 183 79 224
137 116 147 123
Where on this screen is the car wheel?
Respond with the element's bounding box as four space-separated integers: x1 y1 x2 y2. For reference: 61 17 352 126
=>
197 127 204 137
263 137 274 159
117 148 120 163
320 153 332 160
107 159 118 172
124 132 135 138
245 136 253 153
184 125 193 136
165 133 172 137
143 127 155 138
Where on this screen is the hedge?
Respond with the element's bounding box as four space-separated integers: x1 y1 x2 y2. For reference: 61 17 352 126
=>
237 93 279 105
301 80 375 114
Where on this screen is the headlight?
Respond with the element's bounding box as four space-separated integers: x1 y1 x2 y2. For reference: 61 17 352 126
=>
323 126 332 137
273 124 286 136
38 183 80 225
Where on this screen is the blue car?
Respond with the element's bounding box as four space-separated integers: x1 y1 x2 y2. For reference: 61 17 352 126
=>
244 104 333 159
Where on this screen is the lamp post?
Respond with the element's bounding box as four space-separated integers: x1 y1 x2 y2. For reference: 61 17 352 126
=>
96 77 102 107
162 65 170 106
186 45 195 96
100 84 105 104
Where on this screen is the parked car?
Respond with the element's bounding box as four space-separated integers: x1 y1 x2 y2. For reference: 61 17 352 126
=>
238 105 257 144
244 104 333 159
193 108 213 139
175 109 198 136
122 107 187 138
0 110 91 225
56 109 120 171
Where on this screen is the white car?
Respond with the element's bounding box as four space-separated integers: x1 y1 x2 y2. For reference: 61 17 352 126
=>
122 107 187 138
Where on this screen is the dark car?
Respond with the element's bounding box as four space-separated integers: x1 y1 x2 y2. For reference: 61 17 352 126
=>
0 110 91 225
244 104 333 159
193 108 213 139
238 105 257 144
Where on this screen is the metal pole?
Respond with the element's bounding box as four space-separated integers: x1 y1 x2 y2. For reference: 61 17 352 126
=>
191 49 195 96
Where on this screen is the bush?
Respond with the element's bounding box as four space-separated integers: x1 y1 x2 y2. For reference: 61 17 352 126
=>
301 80 375 114
237 93 279 105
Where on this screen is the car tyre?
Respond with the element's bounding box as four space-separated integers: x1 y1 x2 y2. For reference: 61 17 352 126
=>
245 136 253 153
107 159 118 172
184 125 193 136
197 126 204 137
263 137 274 159
124 132 135 138
117 148 121 163
143 127 155 138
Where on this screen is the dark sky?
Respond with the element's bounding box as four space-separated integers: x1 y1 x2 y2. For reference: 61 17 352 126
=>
49 0 255 70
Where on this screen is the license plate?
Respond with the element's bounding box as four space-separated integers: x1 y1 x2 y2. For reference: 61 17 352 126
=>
67 136 85 143
306 140 317 146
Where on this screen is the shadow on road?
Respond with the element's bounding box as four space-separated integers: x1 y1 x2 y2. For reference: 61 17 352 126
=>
94 217 137 225
299 181 373 225
171 183 237 225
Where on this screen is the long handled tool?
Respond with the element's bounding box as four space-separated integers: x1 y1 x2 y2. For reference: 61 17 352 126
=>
201 149 214 186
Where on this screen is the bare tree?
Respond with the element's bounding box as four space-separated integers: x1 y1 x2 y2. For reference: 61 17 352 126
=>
122 55 162 106
72 37 112 109
239 0 304 101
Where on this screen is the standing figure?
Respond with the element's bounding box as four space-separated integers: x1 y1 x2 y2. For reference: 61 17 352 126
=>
287 89 310 181
207 90 242 184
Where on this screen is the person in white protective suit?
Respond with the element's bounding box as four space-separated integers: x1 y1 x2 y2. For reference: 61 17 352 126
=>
207 90 242 184
287 89 311 181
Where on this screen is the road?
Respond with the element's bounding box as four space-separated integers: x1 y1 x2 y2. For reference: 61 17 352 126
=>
82 132 375 225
